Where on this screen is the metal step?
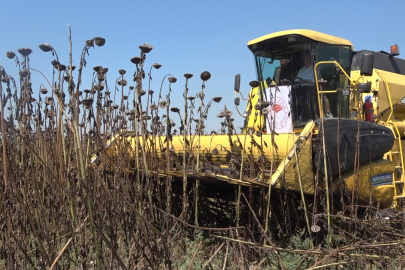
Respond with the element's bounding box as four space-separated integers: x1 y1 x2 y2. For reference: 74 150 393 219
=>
395 181 404 184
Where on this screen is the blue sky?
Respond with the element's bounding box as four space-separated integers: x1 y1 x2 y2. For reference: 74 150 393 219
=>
1 0 404 132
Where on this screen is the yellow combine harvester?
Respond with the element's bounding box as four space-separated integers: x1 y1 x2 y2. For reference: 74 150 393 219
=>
96 29 405 209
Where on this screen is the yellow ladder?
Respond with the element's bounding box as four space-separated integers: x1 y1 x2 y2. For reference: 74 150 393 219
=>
388 121 405 207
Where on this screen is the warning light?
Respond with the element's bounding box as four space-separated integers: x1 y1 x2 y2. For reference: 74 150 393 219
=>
390 44 400 56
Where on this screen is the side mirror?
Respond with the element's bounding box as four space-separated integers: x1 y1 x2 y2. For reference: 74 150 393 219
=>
234 97 240 106
234 74 241 92
360 54 374 76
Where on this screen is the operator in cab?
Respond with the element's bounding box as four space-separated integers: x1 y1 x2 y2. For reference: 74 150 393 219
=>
293 52 333 122
295 54 314 85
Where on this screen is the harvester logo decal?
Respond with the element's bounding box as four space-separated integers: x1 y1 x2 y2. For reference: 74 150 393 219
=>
273 104 283 113
371 173 393 187
269 97 288 129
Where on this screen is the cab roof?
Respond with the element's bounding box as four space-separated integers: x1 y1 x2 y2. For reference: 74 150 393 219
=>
247 29 353 50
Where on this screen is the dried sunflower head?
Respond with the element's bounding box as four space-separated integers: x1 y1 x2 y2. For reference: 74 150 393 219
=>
56 64 66 71
19 70 29 78
225 109 233 117
139 43 153 53
82 98 94 106
148 89 154 95
150 103 158 110
159 100 169 109
249 80 260 88
213 96 222 103
168 76 177 83
6 51 15 59
184 73 193 79
130 56 141 65
200 71 211 81
118 69 126 75
152 62 162 69
170 107 180 113
94 37 106 47
217 111 226 118
44 97 54 105
40 88 48 94
311 225 321 233
117 79 127 86
212 148 219 155
39 43 53 52
93 66 102 73
18 47 33 57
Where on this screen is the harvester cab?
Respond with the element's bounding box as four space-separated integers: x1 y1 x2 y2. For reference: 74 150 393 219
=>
241 29 353 133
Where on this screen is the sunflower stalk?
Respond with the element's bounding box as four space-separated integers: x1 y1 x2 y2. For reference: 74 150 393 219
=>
166 78 175 215
182 73 192 221
134 47 153 219
68 25 103 268
195 71 211 173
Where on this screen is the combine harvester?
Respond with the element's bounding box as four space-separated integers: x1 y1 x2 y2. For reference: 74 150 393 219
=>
95 29 405 214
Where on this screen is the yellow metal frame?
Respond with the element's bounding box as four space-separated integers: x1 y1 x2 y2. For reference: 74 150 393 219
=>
314 61 353 117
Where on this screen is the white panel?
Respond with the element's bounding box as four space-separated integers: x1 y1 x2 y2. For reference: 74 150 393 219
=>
265 86 292 134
